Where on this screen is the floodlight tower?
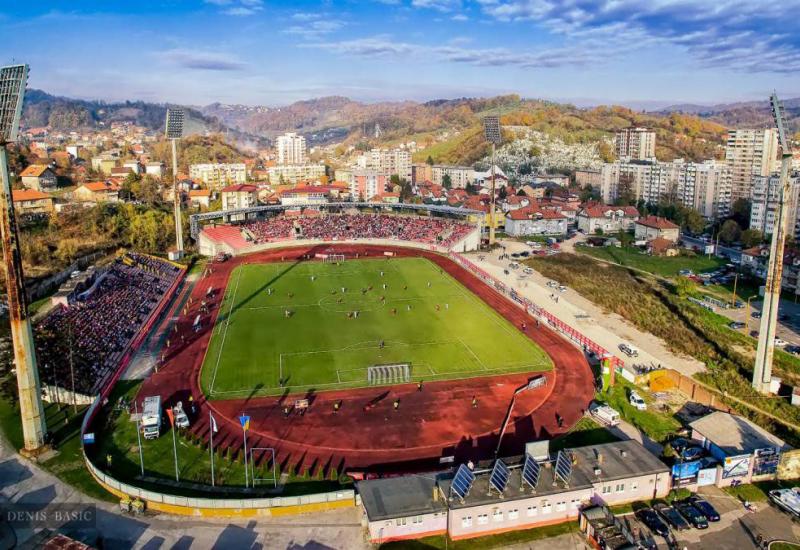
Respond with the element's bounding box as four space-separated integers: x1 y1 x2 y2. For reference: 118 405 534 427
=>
165 108 185 257
753 92 794 393
483 116 502 246
0 64 47 453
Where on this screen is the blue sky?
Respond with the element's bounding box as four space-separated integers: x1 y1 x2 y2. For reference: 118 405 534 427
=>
1 0 799 107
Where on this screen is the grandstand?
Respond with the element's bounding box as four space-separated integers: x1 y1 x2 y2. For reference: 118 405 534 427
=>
196 207 481 257
34 253 182 396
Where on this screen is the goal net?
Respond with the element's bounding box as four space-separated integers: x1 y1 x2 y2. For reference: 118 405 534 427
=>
368 363 411 385
323 254 346 264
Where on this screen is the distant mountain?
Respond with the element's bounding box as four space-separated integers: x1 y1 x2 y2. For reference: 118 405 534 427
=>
21 90 267 147
655 97 800 133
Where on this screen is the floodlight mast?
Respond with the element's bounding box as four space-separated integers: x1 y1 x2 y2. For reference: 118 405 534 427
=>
753 92 794 393
483 116 502 246
0 64 47 453
165 109 185 257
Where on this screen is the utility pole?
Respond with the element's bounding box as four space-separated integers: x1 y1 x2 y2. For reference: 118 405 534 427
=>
753 92 794 393
165 109 185 258
0 64 47 454
483 116 502 246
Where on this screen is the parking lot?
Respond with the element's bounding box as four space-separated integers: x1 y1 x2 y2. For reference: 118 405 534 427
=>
720 297 800 351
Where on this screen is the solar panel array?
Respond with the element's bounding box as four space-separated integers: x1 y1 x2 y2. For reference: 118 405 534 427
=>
489 459 510 494
555 450 572 486
450 464 475 501
521 454 540 491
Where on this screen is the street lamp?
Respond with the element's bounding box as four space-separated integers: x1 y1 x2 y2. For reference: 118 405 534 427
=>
0 64 47 454
494 375 546 458
165 108 185 258
483 115 502 246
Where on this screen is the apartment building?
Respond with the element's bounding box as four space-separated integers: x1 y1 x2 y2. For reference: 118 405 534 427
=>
189 163 247 190
350 170 388 200
725 129 779 202
359 148 412 181
577 205 640 234
221 184 258 210
749 172 800 238
599 159 732 220
266 164 326 185
358 440 669 544
276 132 307 165
615 127 656 160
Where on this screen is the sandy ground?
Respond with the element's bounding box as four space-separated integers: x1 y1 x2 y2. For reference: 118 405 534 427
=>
465 239 705 378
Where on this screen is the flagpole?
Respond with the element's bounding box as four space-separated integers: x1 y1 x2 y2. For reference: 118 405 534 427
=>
243 423 249 488
209 411 215 487
134 400 144 476
171 418 180 482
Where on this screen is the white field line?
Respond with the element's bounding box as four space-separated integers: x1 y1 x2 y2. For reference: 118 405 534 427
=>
209 266 243 396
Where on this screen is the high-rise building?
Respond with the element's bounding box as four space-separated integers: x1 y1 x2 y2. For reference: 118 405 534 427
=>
189 163 247 190
599 158 732 220
615 127 656 160
357 148 412 181
724 129 779 202
276 132 307 165
750 172 800 238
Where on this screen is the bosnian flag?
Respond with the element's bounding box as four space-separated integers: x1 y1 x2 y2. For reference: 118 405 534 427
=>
209 413 218 433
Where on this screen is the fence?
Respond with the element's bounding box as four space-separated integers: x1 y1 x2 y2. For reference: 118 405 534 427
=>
448 253 623 370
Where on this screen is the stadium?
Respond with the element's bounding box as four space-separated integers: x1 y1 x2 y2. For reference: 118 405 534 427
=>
73 204 598 484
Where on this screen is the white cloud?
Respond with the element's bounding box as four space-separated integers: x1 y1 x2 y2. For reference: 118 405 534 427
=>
157 48 247 71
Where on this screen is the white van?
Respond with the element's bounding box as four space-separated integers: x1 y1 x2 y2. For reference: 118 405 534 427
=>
629 391 647 411
589 403 621 426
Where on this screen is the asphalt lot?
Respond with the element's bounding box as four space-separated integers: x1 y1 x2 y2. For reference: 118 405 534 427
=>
720 298 800 349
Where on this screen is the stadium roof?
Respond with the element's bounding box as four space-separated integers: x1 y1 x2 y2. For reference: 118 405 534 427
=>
357 474 447 522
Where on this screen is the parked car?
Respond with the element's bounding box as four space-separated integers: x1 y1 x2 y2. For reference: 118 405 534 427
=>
629 390 647 411
688 496 720 522
785 345 800 355
678 269 694 276
729 321 746 330
775 338 789 347
680 447 704 461
670 437 690 453
752 311 762 319
619 343 639 357
519 251 530 257
558 285 567 292
523 267 533 275
673 500 709 529
635 508 670 538
654 503 690 531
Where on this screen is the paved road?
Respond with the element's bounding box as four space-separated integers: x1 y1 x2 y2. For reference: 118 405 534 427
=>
681 236 742 263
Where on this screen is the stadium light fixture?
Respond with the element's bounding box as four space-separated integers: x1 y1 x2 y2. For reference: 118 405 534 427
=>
165 108 185 140
165 108 186 257
483 115 502 146
770 92 792 154
0 64 29 143
0 63 48 453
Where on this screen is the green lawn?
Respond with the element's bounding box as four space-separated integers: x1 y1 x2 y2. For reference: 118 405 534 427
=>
551 416 620 451
579 245 726 278
201 257 552 398
596 380 682 443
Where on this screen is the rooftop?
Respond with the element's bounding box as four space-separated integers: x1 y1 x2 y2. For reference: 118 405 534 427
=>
13 189 52 202
357 474 447 521
690 411 790 455
636 215 679 230
20 164 50 178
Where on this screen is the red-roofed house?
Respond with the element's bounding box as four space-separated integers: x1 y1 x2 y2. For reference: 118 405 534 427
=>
12 189 54 214
635 216 680 242
370 192 400 204
222 184 259 211
577 205 639 234
504 206 568 236
280 185 337 206
74 181 120 203
20 164 57 191
647 237 679 257
188 189 212 209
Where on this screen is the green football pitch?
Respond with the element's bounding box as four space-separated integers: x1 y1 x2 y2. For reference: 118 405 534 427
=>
200 257 552 399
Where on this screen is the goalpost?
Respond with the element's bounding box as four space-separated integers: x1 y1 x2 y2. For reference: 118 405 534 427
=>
323 254 346 264
368 363 411 385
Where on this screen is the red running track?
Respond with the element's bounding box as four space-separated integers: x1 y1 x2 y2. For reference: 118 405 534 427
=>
138 244 595 473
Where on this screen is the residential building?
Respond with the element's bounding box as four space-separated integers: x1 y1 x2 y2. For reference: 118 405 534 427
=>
725 129 779 201
615 127 656 160
600 159 732 220
429 165 475 189
276 132 307 165
475 165 508 188
189 163 247 190
266 164 326 185
358 440 669 543
740 245 800 296
122 161 142 175
577 205 640 234
532 174 570 187
634 216 680 242
12 189 54 215
280 185 341 206
504 206 568 236
145 162 165 178
221 184 259 210
749 172 800 238
350 170 388 201
575 169 602 188
412 163 433 185
73 181 120 203
91 155 119 175
19 165 58 191
188 189 212 209
360 148 413 181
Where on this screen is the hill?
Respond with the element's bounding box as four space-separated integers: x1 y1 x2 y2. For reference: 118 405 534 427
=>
656 97 800 135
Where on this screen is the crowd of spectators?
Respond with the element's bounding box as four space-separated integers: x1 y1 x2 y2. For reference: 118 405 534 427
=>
35 253 181 395
245 213 474 248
